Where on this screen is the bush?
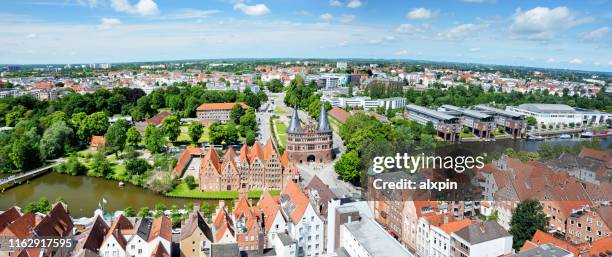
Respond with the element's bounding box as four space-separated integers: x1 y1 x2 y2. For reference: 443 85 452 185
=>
184 175 197 190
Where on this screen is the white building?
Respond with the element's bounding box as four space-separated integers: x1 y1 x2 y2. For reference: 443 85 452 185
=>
506 104 610 126
321 96 406 110
450 221 513 257
99 215 172 257
281 182 325 257
429 220 472 257
339 218 414 257
319 74 348 89
336 62 348 69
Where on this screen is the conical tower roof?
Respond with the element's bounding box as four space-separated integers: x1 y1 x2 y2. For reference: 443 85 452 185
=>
287 107 302 133
317 103 330 132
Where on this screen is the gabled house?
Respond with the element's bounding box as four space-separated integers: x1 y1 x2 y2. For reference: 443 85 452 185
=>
179 211 213 257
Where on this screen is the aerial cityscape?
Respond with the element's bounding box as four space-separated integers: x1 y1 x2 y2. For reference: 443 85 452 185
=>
0 0 611 257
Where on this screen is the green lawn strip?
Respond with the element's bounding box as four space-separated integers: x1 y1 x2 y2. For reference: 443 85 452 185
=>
460 132 476 138
274 106 288 115
167 182 280 199
177 125 210 143
272 119 288 147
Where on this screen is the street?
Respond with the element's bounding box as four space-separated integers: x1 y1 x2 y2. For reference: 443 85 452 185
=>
255 92 358 198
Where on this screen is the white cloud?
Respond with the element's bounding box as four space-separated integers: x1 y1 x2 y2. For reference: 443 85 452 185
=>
233 3 270 16
319 13 334 22
98 17 121 29
510 6 592 40
111 0 159 16
437 23 479 40
396 24 417 33
329 0 342 7
547 58 556 63
581 27 609 41
569 58 583 64
394 49 409 56
407 8 432 20
469 47 480 52
76 0 98 7
339 14 355 23
26 33 37 38
168 8 221 19
347 0 362 8
609 60 612 66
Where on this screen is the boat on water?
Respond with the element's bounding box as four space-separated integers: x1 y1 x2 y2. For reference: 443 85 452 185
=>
528 135 545 141
559 134 572 139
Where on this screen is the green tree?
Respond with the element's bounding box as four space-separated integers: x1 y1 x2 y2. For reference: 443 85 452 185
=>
161 115 181 142
209 122 224 144
126 127 141 147
144 125 165 153
84 112 110 140
230 104 245 124
245 129 256 145
10 128 41 171
105 121 129 155
55 154 87 176
24 197 52 214
124 207 136 217
425 121 437 135
137 207 150 217
509 199 549 250
39 121 73 160
88 151 112 178
184 175 197 190
239 108 258 131
526 116 537 126
125 157 150 176
188 121 204 143
334 151 361 183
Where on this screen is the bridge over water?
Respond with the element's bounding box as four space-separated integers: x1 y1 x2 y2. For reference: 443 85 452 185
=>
0 162 61 192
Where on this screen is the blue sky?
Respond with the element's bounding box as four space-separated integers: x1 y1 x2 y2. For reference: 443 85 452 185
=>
0 0 611 71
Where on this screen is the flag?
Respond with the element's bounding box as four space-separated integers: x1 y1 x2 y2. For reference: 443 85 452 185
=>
102 198 107 204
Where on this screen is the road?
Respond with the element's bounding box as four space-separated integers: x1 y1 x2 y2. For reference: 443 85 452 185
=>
256 92 357 197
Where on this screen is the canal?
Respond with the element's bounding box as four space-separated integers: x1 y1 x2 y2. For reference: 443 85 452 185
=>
0 137 609 217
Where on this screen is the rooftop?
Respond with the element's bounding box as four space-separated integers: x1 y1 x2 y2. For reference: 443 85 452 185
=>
516 104 576 113
343 218 414 257
511 243 572 257
406 104 456 121
453 221 511 245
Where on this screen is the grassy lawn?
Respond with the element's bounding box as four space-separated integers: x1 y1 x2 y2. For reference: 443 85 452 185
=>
273 119 288 147
328 115 343 132
493 129 506 136
167 182 280 199
274 106 289 115
177 125 210 143
460 132 476 138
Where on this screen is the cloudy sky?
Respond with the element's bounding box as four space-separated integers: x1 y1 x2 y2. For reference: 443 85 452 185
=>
0 0 611 71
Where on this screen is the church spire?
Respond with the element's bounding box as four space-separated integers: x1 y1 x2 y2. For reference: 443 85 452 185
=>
317 103 330 132
288 106 302 133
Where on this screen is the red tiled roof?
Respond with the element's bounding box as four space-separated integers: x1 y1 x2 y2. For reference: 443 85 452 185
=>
439 219 472 234
257 191 280 232
328 107 350 124
196 102 248 111
90 136 105 146
146 111 172 126
173 147 203 177
579 148 611 161
0 212 36 239
529 230 580 256
0 207 22 232
149 216 172 242
282 181 310 225
201 147 222 174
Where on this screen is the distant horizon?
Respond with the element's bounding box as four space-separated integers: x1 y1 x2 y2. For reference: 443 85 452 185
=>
3 57 611 75
2 0 611 72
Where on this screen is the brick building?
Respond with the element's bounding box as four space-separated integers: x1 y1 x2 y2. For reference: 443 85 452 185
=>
285 105 334 163
198 140 287 192
196 102 248 123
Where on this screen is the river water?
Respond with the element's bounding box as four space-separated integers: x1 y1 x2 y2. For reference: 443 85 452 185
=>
1 137 609 217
